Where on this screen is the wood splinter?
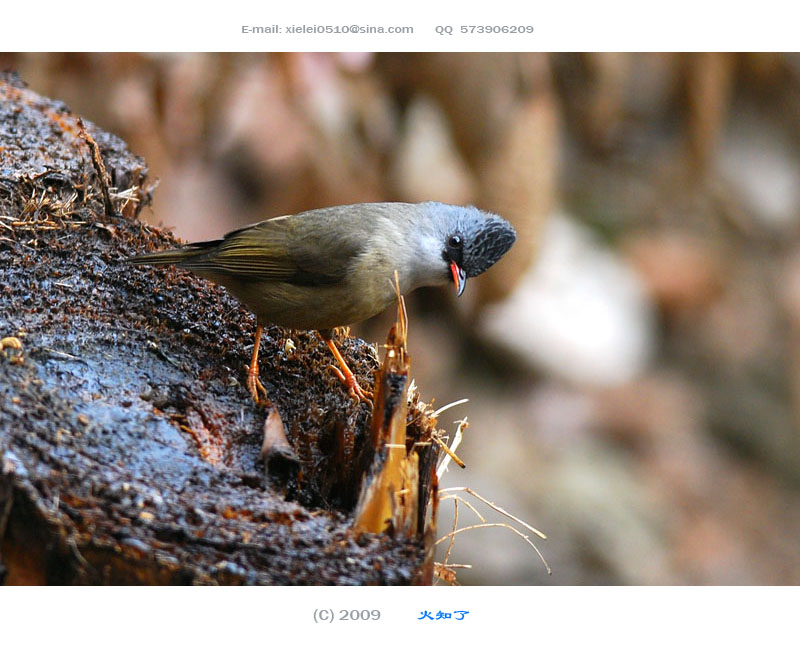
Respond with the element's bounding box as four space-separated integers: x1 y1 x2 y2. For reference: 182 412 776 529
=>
353 278 431 539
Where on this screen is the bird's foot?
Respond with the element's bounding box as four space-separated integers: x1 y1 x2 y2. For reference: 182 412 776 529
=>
327 364 374 407
246 364 270 405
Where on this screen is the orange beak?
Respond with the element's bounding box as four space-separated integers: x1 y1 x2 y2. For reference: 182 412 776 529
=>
450 261 467 297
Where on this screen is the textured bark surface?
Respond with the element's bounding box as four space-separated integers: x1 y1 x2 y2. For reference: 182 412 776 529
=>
0 72 437 585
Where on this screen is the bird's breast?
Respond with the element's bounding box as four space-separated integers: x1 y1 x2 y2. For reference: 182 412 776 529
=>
218 273 400 331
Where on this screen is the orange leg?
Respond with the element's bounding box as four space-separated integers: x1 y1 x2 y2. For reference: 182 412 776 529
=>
247 324 269 403
319 331 373 406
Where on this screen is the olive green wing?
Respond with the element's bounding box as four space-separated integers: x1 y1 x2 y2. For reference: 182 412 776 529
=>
164 211 365 286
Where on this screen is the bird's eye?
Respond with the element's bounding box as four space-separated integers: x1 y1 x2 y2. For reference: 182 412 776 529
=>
448 235 462 249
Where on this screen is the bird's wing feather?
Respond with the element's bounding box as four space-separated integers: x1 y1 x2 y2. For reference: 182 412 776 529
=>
177 211 366 286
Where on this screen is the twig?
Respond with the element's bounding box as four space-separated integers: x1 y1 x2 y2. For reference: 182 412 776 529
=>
437 486 551 576
439 493 485 523
436 417 468 477
439 486 547 540
443 498 458 569
77 117 115 218
433 430 466 472
436 522 551 575
431 398 469 418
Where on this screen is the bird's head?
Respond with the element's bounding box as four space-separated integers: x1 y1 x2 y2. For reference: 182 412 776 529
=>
428 203 517 296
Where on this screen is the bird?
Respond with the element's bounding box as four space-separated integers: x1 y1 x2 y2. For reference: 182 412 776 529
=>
128 201 516 404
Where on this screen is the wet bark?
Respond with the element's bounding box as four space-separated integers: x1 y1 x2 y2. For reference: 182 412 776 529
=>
0 72 438 585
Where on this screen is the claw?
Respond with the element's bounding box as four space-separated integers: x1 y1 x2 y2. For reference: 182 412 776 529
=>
246 324 270 406
319 332 374 407
327 364 374 406
246 364 269 404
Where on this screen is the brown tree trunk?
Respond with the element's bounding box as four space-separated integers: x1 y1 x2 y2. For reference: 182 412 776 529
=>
0 72 438 585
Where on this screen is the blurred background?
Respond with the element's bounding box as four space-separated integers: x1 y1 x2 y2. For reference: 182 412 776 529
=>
3 52 800 585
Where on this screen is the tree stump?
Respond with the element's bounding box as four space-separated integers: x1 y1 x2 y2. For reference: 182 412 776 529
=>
0 71 439 585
